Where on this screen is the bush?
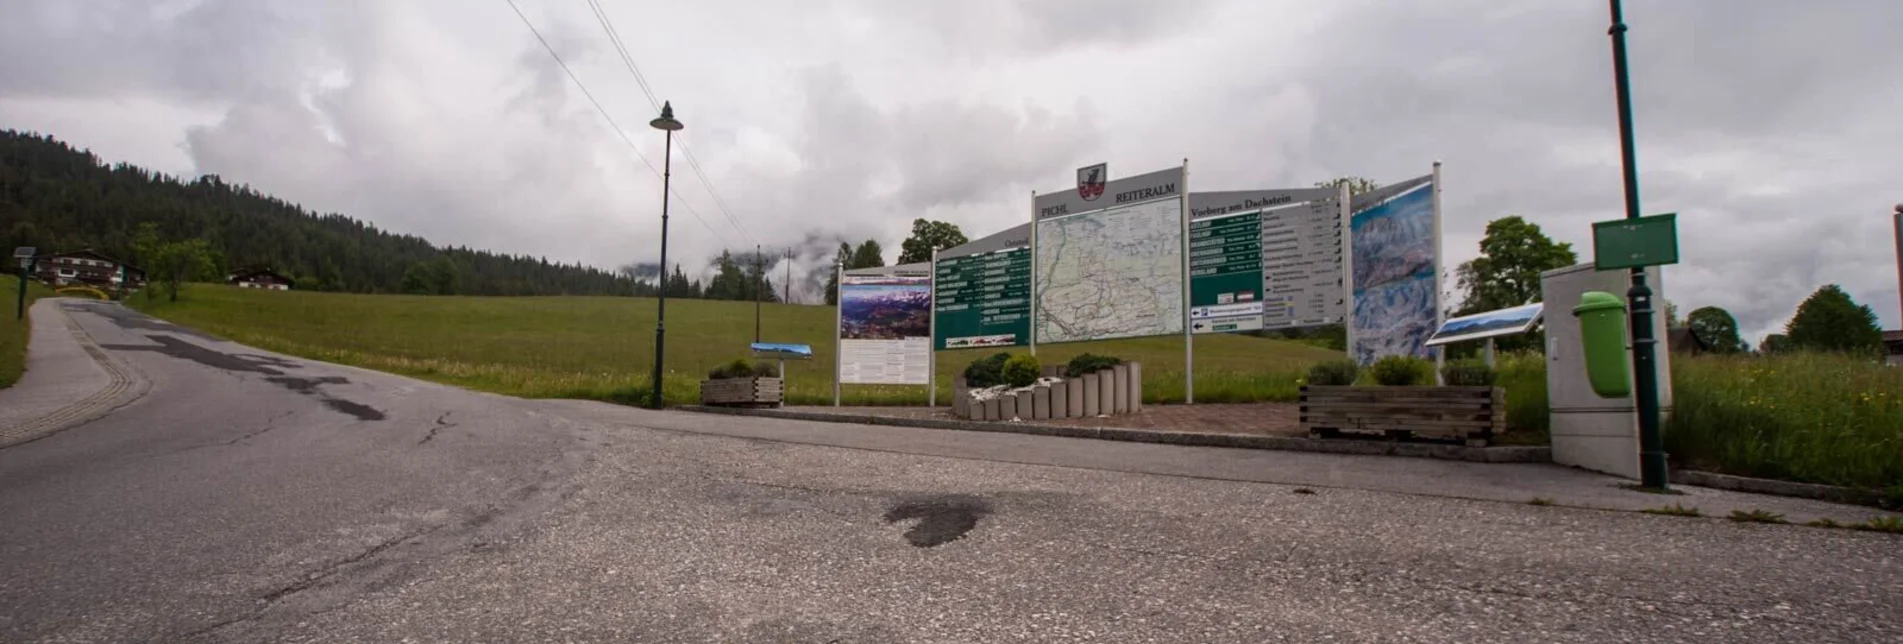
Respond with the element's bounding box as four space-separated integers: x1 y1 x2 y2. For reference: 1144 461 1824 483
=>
1064 353 1123 377
1496 352 1549 434
751 361 780 378
1002 354 1042 388
707 358 755 380
963 352 1014 388
1441 360 1498 386
1369 355 1433 386
1305 359 1359 386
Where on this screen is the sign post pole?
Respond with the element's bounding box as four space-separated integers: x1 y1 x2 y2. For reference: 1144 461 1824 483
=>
1607 0 1667 490
1028 190 1039 358
1432 161 1446 384
833 262 843 408
929 248 938 409
1338 183 1355 360
1181 159 1194 405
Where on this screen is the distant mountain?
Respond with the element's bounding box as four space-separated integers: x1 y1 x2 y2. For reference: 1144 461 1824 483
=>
0 129 648 296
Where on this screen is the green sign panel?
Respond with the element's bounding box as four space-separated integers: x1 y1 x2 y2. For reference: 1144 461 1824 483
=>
1592 213 1679 270
1188 211 1264 334
933 248 1031 350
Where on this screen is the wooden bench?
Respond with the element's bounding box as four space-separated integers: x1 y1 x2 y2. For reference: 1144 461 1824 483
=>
1299 385 1505 446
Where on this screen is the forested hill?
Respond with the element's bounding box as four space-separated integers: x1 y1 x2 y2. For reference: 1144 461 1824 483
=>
0 129 648 296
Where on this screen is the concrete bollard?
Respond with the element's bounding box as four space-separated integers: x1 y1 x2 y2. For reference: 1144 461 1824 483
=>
998 394 1017 420
1068 375 1084 417
1032 386 1050 420
1050 381 1069 418
1129 362 1143 412
1016 390 1033 420
982 397 1000 421
1082 373 1100 416
1098 369 1115 416
1112 364 1130 414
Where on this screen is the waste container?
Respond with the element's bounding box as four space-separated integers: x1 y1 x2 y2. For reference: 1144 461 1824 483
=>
1572 291 1631 398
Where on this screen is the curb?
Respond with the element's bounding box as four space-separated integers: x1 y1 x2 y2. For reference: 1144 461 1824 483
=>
1671 470 1891 508
677 405 1551 464
0 304 154 449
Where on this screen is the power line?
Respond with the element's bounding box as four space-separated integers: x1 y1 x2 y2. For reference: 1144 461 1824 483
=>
501 0 731 249
582 0 754 245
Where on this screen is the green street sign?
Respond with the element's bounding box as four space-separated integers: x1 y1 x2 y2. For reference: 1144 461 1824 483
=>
1188 211 1264 334
1592 213 1679 270
933 247 1031 350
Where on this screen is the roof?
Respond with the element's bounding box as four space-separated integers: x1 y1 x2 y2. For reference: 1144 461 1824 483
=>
229 267 295 284
1884 330 1903 343
38 248 143 272
1667 326 1711 352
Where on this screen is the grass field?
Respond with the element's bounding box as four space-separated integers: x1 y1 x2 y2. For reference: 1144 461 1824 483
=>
129 285 1342 406
1 278 52 389
1665 353 1902 496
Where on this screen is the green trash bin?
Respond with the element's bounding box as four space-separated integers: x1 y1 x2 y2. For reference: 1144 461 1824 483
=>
1572 291 1631 398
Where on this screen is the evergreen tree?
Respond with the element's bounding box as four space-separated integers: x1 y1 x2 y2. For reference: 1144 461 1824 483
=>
823 242 851 306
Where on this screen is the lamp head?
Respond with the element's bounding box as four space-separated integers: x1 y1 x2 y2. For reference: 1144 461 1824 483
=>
650 101 683 131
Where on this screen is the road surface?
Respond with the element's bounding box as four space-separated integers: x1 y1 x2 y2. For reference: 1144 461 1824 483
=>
1 300 1897 643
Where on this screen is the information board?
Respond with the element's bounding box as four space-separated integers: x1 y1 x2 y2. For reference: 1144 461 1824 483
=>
1188 211 1263 334
932 247 1031 350
1261 197 1347 329
838 271 932 385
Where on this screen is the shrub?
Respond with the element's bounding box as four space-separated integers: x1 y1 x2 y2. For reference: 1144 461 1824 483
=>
963 352 1014 388
1002 354 1042 388
1305 359 1359 386
1064 353 1123 378
1369 355 1432 386
751 361 780 378
1496 352 1549 434
1441 360 1498 386
707 358 756 380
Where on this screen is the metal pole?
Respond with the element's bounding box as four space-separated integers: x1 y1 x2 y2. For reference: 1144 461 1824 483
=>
833 262 843 407
1484 338 1496 369
1892 205 1901 329
1181 158 1194 404
1432 161 1446 385
650 129 673 410
929 247 938 409
15 264 28 320
1608 0 1668 490
754 243 763 343
1028 189 1039 358
1338 183 1354 359
784 248 793 305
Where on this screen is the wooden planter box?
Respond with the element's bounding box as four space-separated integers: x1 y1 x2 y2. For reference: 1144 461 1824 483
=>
700 377 784 407
1299 385 1505 446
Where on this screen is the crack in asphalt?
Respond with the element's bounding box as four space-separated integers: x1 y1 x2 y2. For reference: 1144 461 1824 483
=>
418 412 457 446
220 410 298 447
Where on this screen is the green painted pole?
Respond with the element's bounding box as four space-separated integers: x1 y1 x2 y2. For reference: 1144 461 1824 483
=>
1607 0 1669 490
15 269 26 320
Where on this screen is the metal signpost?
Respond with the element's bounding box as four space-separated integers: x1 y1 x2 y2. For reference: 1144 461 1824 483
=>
14 247 35 320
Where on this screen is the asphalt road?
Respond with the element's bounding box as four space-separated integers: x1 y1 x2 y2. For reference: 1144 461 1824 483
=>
1 302 1898 643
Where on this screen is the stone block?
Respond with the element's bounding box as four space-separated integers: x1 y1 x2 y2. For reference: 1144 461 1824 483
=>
1016 391 1033 420
1082 373 1100 416
1129 362 1143 412
999 394 1017 420
1112 364 1129 413
1098 369 1115 416
1032 386 1050 420
1050 381 1069 418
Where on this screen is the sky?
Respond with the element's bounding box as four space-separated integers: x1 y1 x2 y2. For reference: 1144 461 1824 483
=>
2 0 1899 342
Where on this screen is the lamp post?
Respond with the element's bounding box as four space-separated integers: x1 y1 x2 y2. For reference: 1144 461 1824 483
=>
755 243 763 343
1606 0 1667 490
12 247 35 321
649 102 683 410
1892 204 1901 330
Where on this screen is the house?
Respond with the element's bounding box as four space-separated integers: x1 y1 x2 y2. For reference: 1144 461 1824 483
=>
1666 326 1711 356
32 249 145 289
228 267 295 290
1885 330 1902 367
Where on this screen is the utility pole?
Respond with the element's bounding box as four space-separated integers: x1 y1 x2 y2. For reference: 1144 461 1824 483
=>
1892 204 1901 331
754 243 763 343
783 248 794 305
1606 0 1667 490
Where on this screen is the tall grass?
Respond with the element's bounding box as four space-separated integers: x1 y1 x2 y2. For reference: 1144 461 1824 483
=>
1666 353 1902 493
130 285 1341 407
1497 352 1551 436
1 279 51 389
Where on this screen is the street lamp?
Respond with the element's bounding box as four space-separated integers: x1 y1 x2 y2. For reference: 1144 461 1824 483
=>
1606 0 1667 490
13 246 35 320
649 101 683 410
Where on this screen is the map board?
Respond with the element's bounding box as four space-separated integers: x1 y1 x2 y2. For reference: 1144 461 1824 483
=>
1349 175 1440 365
837 266 932 385
1033 166 1186 344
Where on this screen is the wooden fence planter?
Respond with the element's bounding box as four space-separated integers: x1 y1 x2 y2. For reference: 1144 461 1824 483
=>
1298 385 1505 446
699 377 784 407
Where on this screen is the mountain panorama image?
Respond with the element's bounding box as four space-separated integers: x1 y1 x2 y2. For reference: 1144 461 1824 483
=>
1 1 1899 642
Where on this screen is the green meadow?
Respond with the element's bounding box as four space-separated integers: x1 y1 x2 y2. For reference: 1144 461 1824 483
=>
128 285 1340 406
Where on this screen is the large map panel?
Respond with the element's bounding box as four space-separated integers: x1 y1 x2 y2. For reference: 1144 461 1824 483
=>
1350 183 1438 364
1034 197 1185 343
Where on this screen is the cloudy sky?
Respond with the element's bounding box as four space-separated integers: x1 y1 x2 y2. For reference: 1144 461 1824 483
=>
3 0 1899 340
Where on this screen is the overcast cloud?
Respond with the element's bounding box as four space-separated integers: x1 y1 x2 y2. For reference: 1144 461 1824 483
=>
2 0 1898 340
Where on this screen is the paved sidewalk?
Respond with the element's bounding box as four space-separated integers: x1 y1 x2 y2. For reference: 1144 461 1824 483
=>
0 299 150 448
